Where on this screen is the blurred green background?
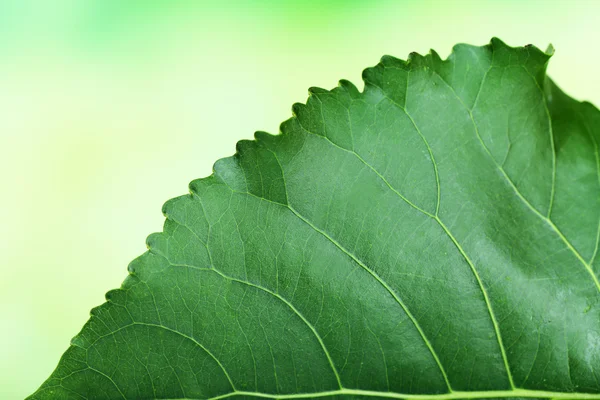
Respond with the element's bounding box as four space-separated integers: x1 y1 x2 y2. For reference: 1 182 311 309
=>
1 0 599 398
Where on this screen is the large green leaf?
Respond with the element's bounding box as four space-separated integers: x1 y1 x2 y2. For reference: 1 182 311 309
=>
30 38 600 399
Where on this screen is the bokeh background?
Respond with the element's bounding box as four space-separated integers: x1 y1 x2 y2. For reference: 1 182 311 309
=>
1 0 599 398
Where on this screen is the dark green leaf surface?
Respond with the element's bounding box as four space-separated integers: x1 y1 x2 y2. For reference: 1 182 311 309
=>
30 39 600 400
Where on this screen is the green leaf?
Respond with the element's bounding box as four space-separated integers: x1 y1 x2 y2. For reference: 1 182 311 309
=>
30 38 600 400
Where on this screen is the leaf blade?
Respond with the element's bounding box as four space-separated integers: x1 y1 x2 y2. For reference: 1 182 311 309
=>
29 38 600 399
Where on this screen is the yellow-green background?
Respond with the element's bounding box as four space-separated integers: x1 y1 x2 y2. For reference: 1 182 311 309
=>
1 0 599 398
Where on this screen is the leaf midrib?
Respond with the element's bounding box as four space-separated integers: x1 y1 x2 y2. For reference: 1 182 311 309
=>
170 388 600 400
